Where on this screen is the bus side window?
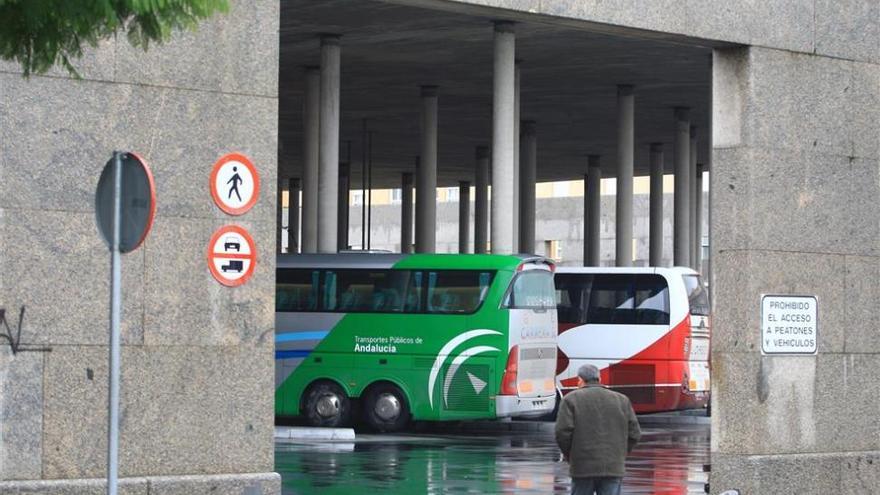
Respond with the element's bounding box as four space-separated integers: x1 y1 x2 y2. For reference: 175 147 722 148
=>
378 270 414 312
554 273 591 324
634 275 670 325
318 269 422 313
404 271 423 312
333 270 388 312
586 275 635 325
323 271 338 311
276 269 320 312
478 272 492 301
427 270 493 313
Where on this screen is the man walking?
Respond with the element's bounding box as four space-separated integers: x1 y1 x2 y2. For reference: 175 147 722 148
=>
555 364 641 495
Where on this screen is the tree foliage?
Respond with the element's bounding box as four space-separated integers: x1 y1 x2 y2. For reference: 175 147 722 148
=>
0 0 229 77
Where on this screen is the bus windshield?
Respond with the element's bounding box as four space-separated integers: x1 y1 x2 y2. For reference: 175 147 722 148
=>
683 274 710 316
504 270 556 309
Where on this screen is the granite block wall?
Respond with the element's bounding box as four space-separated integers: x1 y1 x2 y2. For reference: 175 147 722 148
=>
0 1 280 493
710 45 879 494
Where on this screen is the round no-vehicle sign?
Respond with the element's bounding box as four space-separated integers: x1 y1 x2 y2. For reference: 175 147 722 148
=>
207 225 257 287
210 152 260 215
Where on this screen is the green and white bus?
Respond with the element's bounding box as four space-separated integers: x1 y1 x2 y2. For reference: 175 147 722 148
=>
275 253 558 431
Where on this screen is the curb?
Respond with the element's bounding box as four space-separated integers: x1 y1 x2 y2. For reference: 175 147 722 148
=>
638 414 711 426
425 420 556 434
275 426 356 442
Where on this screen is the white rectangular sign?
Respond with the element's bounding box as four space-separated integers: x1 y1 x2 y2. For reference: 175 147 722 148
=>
761 295 818 355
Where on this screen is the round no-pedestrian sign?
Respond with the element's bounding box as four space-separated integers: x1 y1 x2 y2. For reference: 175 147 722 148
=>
207 225 257 287
210 152 260 215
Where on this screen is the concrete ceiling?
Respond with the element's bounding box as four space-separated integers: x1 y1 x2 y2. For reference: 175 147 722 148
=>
278 0 713 188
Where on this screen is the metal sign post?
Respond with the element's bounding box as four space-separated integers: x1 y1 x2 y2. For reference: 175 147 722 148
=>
107 151 122 495
95 151 156 495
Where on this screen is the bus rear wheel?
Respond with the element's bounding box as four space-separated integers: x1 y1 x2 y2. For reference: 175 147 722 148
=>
303 381 351 428
363 383 410 433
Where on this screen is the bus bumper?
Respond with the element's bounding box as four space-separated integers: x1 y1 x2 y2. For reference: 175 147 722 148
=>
495 394 555 418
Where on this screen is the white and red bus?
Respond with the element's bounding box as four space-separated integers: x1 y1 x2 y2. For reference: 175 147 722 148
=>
554 267 710 413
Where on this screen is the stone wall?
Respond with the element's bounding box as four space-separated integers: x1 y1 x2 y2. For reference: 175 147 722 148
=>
0 1 280 493
709 45 879 494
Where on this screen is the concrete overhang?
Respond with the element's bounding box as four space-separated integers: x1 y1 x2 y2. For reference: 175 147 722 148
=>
279 0 718 188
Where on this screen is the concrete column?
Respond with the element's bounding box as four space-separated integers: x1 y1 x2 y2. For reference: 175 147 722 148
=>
474 146 490 254
416 86 438 253
616 85 634 267
649 144 664 266
584 155 601 266
337 163 350 251
287 178 301 254
276 176 285 254
301 66 320 253
512 62 521 247
317 35 341 253
401 172 414 254
673 107 691 267
491 21 516 254
695 164 704 272
689 126 698 268
519 120 536 254
458 181 471 253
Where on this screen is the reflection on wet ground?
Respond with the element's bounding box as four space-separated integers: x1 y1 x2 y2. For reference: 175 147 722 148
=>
276 423 709 494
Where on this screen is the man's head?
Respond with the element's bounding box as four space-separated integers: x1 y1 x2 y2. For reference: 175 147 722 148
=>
576 364 600 387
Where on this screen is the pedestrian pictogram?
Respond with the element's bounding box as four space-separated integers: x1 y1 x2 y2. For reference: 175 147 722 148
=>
207 225 257 286
210 152 260 215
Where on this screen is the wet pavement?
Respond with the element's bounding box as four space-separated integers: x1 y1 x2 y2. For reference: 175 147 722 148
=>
276 422 709 494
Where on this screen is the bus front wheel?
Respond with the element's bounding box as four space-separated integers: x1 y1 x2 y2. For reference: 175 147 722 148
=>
363 383 410 433
303 381 351 428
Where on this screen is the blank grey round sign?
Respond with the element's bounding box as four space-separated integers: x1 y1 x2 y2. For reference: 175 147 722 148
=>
95 152 156 253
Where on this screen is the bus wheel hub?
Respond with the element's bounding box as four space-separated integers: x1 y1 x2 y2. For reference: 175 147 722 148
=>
316 394 341 418
375 393 401 421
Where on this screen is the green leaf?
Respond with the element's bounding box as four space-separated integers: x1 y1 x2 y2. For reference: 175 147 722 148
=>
0 0 229 77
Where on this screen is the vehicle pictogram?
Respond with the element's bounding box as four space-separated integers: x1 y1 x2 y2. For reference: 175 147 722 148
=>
207 225 257 286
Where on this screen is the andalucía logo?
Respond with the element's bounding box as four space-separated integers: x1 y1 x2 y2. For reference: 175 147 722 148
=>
427 329 502 409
